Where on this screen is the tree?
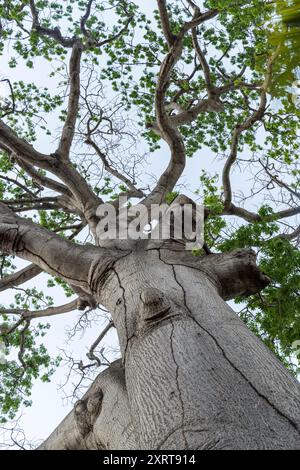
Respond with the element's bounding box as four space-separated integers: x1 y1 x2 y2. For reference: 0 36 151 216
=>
0 0 300 450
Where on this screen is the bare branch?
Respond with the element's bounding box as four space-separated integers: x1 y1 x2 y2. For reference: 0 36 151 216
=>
57 42 83 159
259 159 300 200
0 299 79 320
86 319 114 365
80 0 94 39
192 23 214 93
0 120 53 169
29 0 77 48
0 264 42 292
143 7 218 205
157 0 176 48
0 203 113 290
85 137 144 198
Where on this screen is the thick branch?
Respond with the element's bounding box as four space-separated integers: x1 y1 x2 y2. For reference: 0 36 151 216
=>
0 120 53 170
0 122 102 228
143 8 218 205
0 264 42 292
57 42 83 159
205 248 271 300
0 203 112 290
159 246 270 300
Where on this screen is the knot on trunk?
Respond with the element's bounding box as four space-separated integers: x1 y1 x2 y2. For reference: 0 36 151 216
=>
140 288 171 323
74 390 103 437
209 248 271 300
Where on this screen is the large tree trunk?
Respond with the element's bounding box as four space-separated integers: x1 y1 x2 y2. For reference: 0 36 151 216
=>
41 243 300 450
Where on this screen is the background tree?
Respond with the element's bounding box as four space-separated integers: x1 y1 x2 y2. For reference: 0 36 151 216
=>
0 0 299 450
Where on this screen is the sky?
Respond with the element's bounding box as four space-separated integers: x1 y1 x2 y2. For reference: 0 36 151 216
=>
0 0 292 448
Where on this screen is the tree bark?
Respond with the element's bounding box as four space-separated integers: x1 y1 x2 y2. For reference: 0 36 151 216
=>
41 243 300 450
39 360 137 450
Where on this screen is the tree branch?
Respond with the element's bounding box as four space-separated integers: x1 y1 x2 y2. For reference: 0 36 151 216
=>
0 203 109 290
192 23 214 93
0 120 53 169
0 175 37 198
223 203 300 223
0 264 42 292
80 0 94 39
57 42 83 160
222 50 279 210
201 248 270 300
85 137 144 198
0 299 79 320
29 0 77 48
86 319 114 365
16 159 72 198
0 121 102 229
143 7 217 205
157 0 176 48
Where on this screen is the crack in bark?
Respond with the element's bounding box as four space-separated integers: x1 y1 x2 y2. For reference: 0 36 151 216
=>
2 219 90 287
157 426 214 450
157 424 184 449
23 246 89 287
149 245 221 291
2 224 81 284
158 249 300 436
112 267 129 357
169 320 189 450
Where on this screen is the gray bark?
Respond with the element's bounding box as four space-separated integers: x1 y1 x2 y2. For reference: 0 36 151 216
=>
41 242 300 450
39 360 137 450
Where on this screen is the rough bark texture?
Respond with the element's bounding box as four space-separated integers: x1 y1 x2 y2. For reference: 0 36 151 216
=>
41 242 300 450
39 360 137 450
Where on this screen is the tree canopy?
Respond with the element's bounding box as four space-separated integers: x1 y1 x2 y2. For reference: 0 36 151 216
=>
0 0 299 430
